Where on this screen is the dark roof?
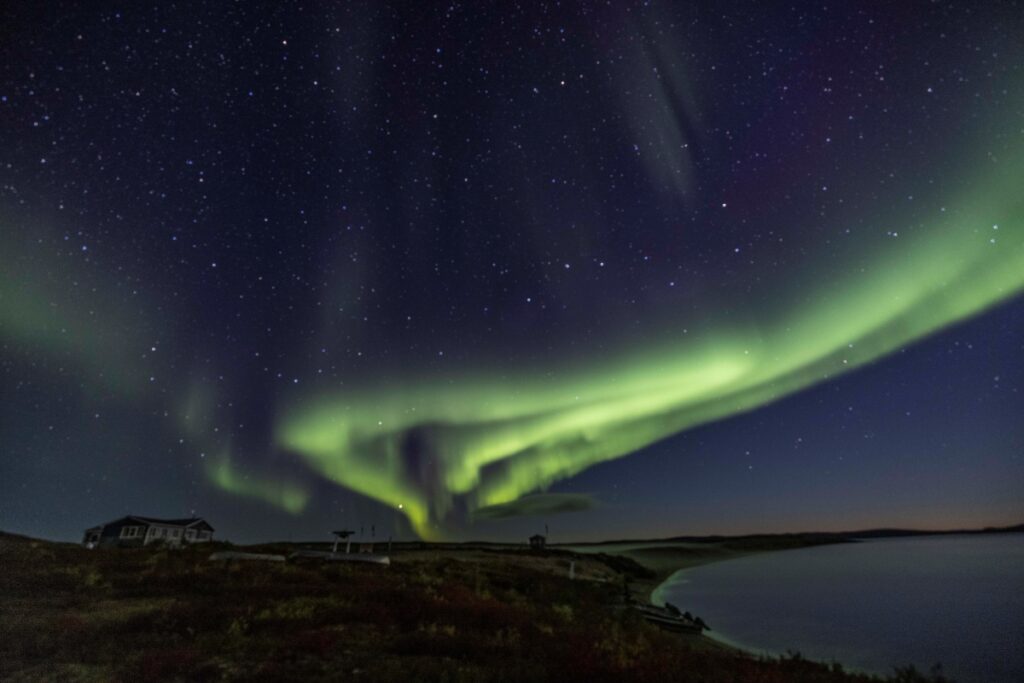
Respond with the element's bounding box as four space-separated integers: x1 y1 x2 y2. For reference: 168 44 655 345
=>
98 516 214 531
131 516 210 527
529 534 546 540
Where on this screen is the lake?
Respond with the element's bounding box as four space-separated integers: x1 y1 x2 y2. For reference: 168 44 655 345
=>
654 534 1024 683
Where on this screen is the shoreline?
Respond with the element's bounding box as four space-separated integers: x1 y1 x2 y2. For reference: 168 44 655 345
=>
571 534 855 606
576 535 857 658
615 533 1023 682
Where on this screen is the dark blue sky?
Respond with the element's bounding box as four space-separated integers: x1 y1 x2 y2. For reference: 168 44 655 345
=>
1 1 1021 543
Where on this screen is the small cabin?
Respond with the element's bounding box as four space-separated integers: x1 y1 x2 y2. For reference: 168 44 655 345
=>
529 534 546 550
83 516 214 548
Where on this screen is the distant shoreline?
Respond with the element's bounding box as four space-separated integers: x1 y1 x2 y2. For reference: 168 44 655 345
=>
4 521 1020 549
551 521 1024 549
551 523 1024 613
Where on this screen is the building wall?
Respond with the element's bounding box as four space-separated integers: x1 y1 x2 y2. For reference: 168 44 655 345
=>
97 518 144 547
143 525 183 546
141 525 211 545
86 518 214 547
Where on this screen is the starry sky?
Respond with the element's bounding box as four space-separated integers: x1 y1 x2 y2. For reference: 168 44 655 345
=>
2 2 1022 543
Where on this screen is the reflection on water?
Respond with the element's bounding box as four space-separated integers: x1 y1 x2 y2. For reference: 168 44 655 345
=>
658 534 1024 683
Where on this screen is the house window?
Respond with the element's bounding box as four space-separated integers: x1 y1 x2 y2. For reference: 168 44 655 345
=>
171 529 181 538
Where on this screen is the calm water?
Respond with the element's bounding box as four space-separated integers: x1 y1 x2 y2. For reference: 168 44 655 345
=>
656 534 1024 683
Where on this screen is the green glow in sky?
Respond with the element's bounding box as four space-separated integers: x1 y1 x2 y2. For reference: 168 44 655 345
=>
2 140 1020 540
278 151 1024 539
0 227 151 394
205 454 310 515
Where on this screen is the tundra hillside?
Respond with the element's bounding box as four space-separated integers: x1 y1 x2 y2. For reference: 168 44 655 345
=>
0 532 949 682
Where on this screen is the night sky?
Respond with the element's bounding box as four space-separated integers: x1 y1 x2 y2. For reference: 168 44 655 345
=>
2 2 1022 544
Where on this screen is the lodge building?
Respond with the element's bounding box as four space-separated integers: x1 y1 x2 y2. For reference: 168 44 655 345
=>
83 516 214 548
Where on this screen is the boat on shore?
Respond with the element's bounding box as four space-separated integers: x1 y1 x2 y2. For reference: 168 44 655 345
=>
208 551 286 562
634 603 706 634
289 549 391 565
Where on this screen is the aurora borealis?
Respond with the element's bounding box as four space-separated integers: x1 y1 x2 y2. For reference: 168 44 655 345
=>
1 2 1022 542
279 149 1024 538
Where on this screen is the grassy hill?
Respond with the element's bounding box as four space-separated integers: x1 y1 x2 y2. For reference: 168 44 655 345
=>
0 533 951 682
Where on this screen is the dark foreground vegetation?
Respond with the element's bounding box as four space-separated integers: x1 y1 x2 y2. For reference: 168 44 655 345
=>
0 532 951 682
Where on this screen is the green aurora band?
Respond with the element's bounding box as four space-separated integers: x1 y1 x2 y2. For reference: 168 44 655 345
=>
0 227 152 395
278 150 1024 539
3 133 1020 532
205 454 310 515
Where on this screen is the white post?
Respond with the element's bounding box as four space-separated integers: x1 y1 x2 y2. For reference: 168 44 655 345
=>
346 539 351 554
569 561 575 580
